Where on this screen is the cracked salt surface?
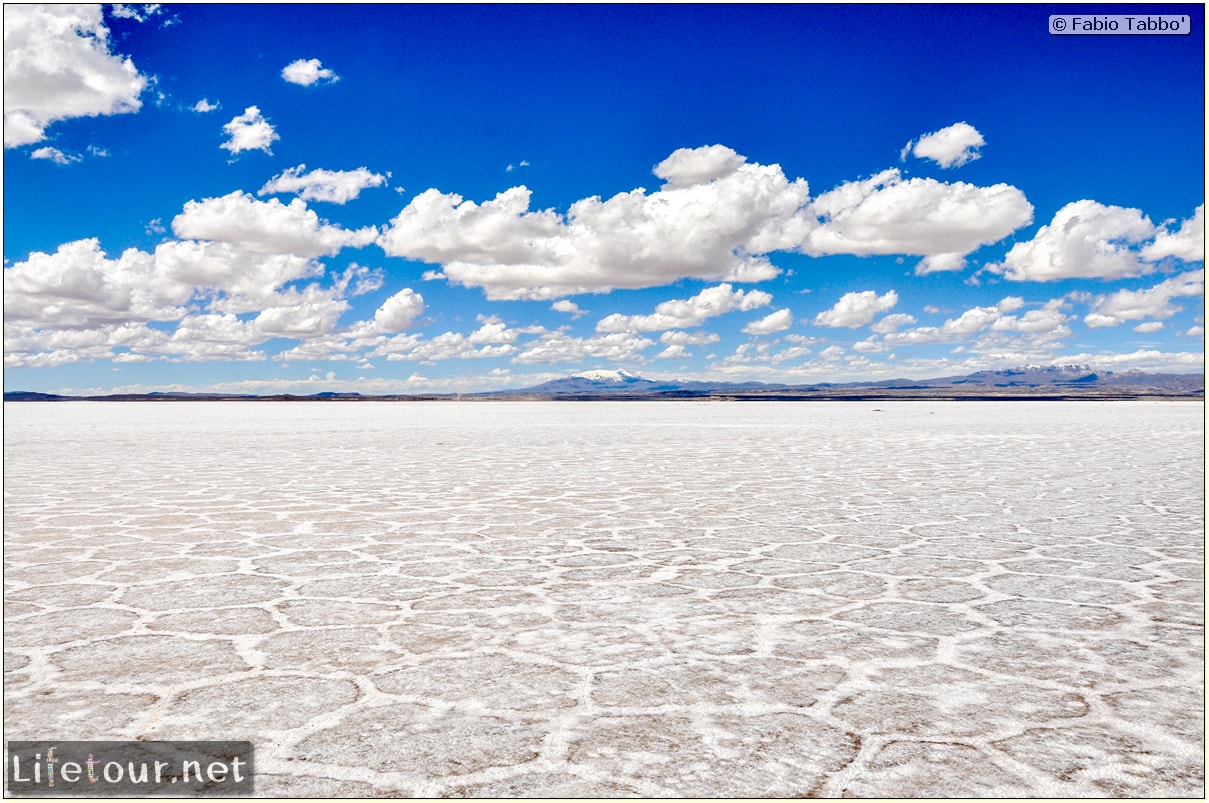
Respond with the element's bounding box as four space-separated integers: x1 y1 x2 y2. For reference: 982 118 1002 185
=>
3 401 1203 797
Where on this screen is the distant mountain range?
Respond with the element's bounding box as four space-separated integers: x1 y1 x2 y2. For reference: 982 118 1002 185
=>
483 368 771 397
481 365 1204 399
5 365 1203 402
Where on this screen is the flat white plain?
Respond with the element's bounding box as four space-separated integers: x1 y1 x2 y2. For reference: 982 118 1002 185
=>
3 401 1204 797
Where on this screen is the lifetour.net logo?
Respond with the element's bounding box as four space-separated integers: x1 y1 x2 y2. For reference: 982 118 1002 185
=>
6 741 253 797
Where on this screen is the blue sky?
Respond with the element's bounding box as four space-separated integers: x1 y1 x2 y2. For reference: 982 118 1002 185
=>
4 3 1204 394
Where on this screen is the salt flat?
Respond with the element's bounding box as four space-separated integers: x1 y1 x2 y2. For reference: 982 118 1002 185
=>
3 401 1204 797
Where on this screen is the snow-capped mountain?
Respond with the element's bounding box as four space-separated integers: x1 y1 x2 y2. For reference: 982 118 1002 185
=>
571 369 641 383
497 370 667 396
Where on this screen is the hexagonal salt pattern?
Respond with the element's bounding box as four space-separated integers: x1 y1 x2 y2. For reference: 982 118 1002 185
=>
4 401 1203 797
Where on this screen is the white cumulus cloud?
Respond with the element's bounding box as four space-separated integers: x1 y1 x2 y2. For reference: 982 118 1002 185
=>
801 168 1033 267
881 305 1001 344
221 106 278 155
653 144 748 187
915 252 967 275
814 290 899 328
260 165 387 204
3 4 147 148
512 331 655 365
153 240 322 313
253 286 349 339
881 298 1072 346
902 122 985 168
161 313 266 361
282 58 339 86
4 232 403 367
109 5 163 23
171 191 377 258
870 312 917 334
660 330 719 346
373 289 425 333
1141 205 1205 263
989 298 1071 335
30 146 81 165
1082 270 1204 328
595 284 772 332
378 146 1047 296
379 145 812 300
551 300 587 319
990 200 1158 281
742 308 794 335
4 239 192 328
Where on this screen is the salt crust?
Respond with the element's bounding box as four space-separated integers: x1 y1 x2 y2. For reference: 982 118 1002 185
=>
3 401 1203 797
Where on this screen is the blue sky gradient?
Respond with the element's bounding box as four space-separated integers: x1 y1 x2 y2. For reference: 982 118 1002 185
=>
4 3 1204 394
